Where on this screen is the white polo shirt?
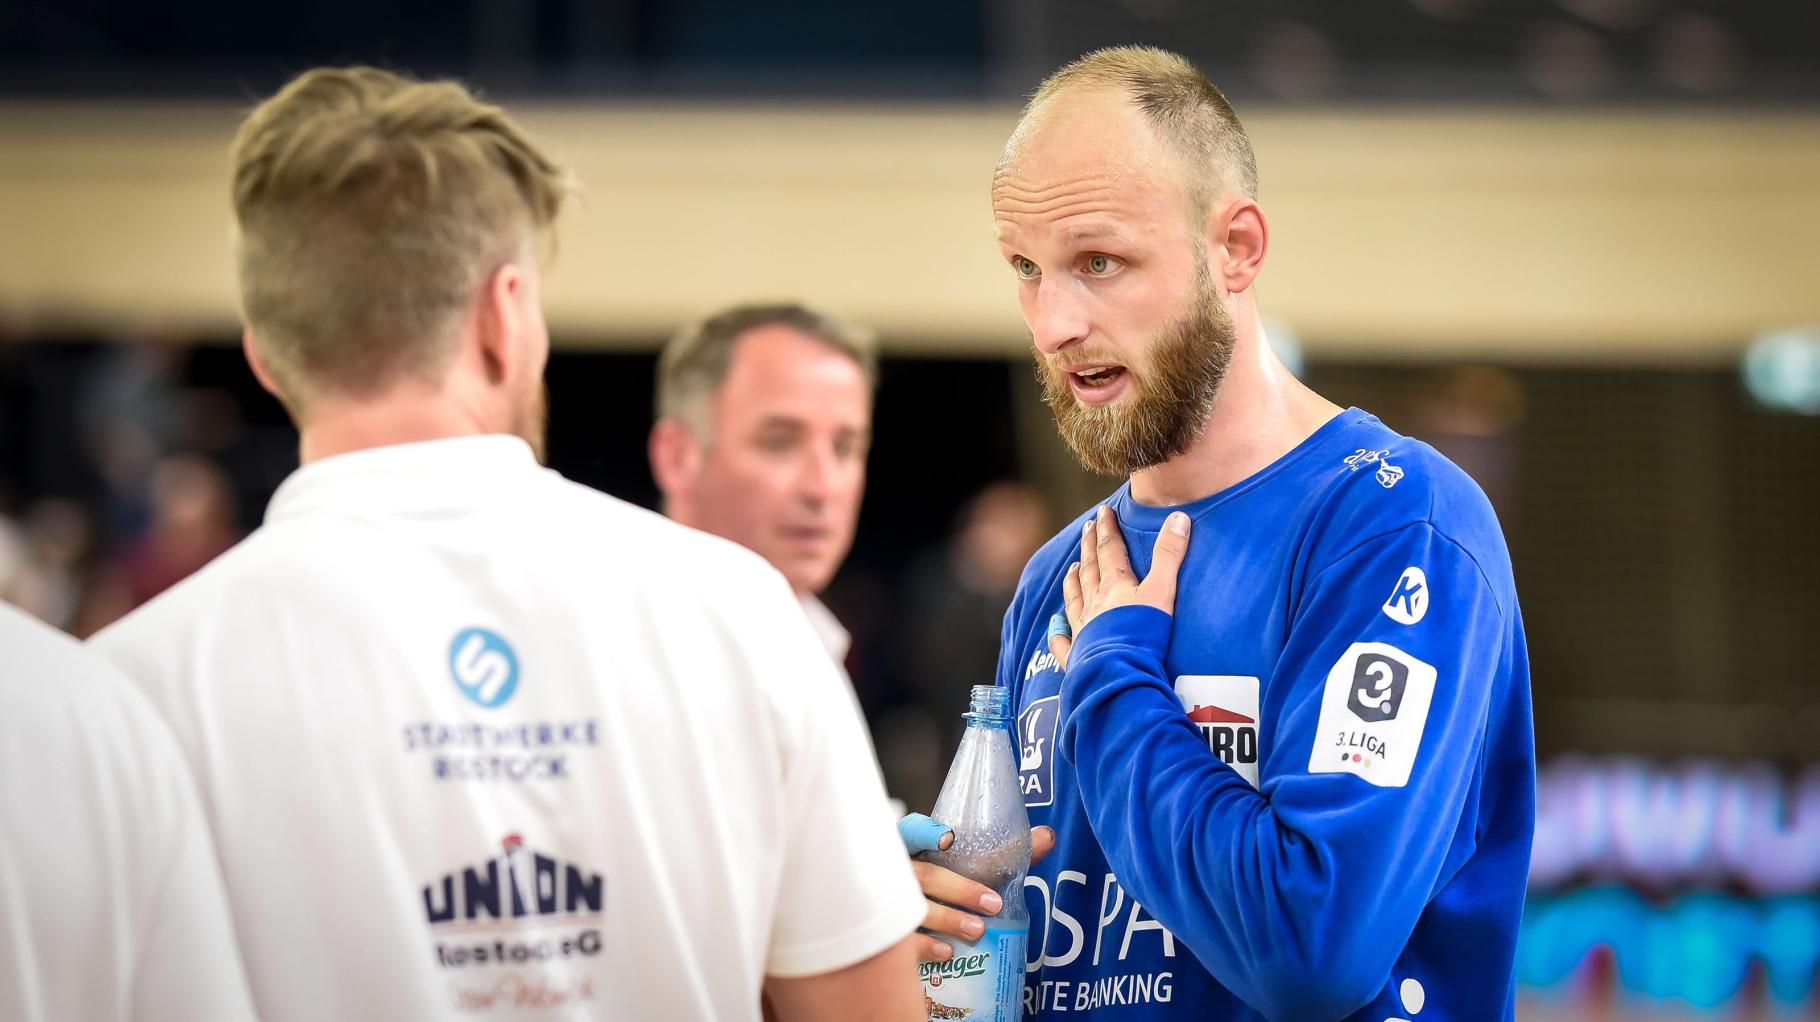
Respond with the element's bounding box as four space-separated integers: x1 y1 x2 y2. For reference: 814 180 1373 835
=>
0 603 256 1022
798 595 851 665
89 435 922 1022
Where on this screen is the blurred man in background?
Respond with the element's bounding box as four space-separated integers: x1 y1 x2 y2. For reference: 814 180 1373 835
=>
0 602 256 1022
886 481 1050 809
649 304 874 665
89 67 922 1022
913 46 1535 1021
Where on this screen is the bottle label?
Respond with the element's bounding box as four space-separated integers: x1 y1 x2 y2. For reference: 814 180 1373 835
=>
920 924 1026 1021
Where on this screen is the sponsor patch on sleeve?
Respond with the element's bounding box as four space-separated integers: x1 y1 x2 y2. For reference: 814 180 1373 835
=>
1308 642 1437 788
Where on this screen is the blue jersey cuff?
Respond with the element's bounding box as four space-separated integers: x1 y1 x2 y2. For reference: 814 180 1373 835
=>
1072 604 1173 661
1062 605 1173 718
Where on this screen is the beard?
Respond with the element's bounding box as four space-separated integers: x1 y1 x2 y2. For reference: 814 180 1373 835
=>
516 378 549 464
1036 263 1236 477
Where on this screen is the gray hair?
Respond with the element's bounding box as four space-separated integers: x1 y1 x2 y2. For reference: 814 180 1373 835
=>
654 303 878 434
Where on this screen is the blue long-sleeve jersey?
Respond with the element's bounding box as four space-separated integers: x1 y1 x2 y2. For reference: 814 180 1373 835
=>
1000 408 1534 1021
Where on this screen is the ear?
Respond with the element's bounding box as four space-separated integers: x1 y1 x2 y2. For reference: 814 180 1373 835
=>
1210 197 1269 295
474 261 528 387
242 328 291 406
648 417 704 505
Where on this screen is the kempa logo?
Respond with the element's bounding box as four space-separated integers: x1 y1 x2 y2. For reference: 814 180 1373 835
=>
1382 567 1429 625
1024 645 1060 681
1348 652 1410 721
920 950 989 988
423 834 604 927
450 627 520 708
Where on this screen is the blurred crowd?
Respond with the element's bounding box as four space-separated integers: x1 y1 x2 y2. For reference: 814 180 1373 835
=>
0 342 266 636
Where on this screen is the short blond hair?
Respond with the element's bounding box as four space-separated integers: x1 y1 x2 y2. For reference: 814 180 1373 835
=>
231 66 571 405
1023 46 1257 217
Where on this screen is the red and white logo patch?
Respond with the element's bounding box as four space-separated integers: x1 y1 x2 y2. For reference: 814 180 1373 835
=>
1174 675 1262 788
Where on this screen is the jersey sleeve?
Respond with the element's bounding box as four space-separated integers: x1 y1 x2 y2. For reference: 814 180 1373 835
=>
756 576 925 979
1058 521 1508 1021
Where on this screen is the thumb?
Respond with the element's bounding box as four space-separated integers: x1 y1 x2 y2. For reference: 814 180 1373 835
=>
1140 511 1192 613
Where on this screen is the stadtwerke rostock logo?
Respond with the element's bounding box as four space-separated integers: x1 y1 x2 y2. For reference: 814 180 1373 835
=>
448 627 520 709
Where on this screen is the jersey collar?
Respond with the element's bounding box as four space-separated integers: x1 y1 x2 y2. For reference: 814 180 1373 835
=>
265 434 541 524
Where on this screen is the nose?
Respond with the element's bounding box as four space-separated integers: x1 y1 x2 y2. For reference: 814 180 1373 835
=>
1028 277 1089 356
795 444 843 507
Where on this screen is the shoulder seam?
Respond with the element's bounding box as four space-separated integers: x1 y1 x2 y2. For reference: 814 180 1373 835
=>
1305 516 1510 627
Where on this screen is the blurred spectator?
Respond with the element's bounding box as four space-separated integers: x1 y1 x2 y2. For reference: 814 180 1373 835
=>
78 454 241 634
0 498 91 629
0 514 60 625
1411 366 1525 511
22 499 95 628
883 480 1050 810
77 337 191 540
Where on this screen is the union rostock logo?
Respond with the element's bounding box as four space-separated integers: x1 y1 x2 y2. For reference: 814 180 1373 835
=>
449 627 520 708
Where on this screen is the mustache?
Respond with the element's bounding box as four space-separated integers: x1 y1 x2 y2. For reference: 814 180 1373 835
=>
1033 346 1132 376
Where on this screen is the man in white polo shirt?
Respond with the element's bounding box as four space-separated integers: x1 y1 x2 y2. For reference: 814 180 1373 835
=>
88 66 923 1022
0 603 256 1022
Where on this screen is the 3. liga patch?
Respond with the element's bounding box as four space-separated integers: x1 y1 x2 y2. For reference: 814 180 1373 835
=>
1309 642 1437 788
1174 675 1262 788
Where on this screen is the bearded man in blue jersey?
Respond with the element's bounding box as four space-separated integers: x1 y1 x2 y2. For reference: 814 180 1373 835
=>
910 46 1536 1021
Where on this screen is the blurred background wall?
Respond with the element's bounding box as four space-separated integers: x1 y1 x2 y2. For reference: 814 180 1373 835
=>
2 1 1818 1018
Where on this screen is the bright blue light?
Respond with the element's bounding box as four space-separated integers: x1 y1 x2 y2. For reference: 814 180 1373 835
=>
1742 327 1820 415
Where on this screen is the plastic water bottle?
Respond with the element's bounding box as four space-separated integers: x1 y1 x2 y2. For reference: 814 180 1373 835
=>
919 685 1030 1022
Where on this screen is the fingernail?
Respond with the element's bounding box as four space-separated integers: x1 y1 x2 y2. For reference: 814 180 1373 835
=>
1046 613 1072 642
963 917 985 938
933 943 953 961
1167 511 1191 536
1097 504 1112 522
1083 518 1094 535
980 892 1003 913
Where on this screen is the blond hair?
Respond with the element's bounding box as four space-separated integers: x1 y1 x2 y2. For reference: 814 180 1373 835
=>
1023 46 1257 217
656 303 877 436
231 66 571 405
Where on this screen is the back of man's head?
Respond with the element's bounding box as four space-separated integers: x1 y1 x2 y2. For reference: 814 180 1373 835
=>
232 67 570 412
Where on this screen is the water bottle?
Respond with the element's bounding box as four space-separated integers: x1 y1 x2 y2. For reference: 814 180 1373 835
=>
919 685 1030 1022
